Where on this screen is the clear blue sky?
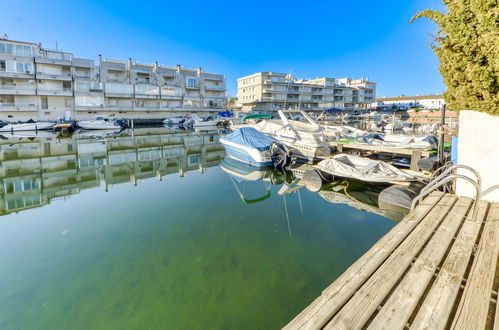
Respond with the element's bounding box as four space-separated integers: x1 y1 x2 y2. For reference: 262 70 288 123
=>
0 0 446 97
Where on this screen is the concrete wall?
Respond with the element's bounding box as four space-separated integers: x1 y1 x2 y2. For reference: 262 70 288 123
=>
456 110 499 202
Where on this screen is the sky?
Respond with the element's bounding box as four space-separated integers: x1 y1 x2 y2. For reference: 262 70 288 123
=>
0 0 447 97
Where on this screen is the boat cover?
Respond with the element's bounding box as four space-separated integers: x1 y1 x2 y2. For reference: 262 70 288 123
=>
224 127 276 151
240 114 272 122
316 154 415 183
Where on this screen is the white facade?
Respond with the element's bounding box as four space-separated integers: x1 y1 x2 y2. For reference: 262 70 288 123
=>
237 72 376 112
0 38 226 121
372 95 445 110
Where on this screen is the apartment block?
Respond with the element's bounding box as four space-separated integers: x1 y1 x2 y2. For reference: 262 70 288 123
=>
237 72 376 112
0 38 226 121
372 94 445 110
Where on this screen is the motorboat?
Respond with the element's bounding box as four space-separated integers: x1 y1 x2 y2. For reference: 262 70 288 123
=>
0 120 54 132
78 116 124 130
240 110 331 161
355 133 437 150
163 115 189 127
220 127 278 167
315 153 415 183
322 124 367 140
190 114 220 128
0 130 59 139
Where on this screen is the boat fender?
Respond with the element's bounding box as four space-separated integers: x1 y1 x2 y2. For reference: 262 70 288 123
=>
302 169 326 192
378 183 424 210
417 157 438 171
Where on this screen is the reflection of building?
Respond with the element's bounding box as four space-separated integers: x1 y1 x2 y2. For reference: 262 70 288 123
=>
0 37 226 121
237 72 376 112
0 129 224 216
372 95 445 110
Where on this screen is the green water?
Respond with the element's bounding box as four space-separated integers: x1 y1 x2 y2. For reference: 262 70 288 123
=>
0 129 397 329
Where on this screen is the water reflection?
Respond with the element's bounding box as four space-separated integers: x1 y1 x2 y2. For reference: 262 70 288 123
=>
220 156 407 222
0 127 224 216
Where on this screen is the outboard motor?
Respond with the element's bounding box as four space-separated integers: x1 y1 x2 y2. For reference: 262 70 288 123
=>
269 142 291 168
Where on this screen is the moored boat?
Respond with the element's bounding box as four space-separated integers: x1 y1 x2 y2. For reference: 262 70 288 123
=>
220 127 277 167
78 116 124 130
0 120 55 132
315 153 415 183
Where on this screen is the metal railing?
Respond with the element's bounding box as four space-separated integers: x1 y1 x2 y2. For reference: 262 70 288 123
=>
411 164 482 222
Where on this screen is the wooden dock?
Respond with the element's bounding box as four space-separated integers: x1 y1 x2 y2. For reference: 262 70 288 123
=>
329 141 431 171
284 191 499 329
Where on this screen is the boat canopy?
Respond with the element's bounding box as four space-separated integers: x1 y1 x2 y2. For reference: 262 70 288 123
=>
325 108 342 114
224 127 276 151
240 114 272 122
218 111 233 118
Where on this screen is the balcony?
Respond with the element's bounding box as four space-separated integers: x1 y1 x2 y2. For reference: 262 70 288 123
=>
0 71 35 79
36 72 73 81
37 88 73 96
161 86 183 98
0 85 36 95
72 58 95 68
35 56 71 67
0 103 38 111
204 84 225 91
135 84 160 98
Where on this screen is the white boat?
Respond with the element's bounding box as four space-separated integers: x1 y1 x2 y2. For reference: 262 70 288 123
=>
239 110 331 161
315 153 415 183
163 116 188 126
0 121 54 132
0 131 59 139
356 133 437 150
78 116 123 130
322 124 367 140
220 127 276 167
190 114 220 128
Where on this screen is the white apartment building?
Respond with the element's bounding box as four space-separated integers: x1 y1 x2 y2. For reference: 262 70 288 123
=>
372 95 445 110
0 38 226 121
237 72 376 112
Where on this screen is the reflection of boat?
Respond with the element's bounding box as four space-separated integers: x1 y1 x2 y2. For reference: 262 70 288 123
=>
0 131 59 139
318 181 407 221
78 116 124 130
316 154 415 183
220 127 276 167
76 129 124 138
221 157 272 204
0 121 54 132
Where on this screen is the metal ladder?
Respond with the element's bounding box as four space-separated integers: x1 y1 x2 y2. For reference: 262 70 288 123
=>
411 164 482 222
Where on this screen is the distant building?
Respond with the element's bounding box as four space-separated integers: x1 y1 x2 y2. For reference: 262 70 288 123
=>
372 94 445 110
0 38 226 121
237 72 376 112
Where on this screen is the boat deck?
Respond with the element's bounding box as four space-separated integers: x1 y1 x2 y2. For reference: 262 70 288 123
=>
284 191 499 329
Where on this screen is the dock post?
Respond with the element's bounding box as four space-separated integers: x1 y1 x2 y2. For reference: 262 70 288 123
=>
410 150 422 171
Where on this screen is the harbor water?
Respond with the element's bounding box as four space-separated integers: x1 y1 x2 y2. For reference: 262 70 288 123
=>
0 128 400 329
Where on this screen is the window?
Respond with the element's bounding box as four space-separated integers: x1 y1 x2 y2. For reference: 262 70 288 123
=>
64 98 72 107
186 77 198 88
5 61 32 73
0 60 5 71
0 42 14 55
41 96 48 109
62 81 71 90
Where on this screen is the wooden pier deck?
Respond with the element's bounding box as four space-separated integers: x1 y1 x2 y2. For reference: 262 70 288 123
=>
285 191 499 329
329 141 431 171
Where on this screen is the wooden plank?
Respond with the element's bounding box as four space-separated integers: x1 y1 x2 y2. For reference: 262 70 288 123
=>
367 197 473 329
410 150 422 171
411 200 489 329
328 141 430 157
283 191 445 330
452 203 499 330
323 194 457 330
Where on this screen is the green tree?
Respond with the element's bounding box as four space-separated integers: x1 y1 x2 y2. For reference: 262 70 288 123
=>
411 0 498 114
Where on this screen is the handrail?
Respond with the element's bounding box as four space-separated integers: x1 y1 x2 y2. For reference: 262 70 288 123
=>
411 164 482 222
421 164 481 196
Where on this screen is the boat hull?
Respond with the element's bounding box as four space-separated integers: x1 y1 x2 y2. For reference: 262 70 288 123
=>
220 138 273 167
0 122 54 132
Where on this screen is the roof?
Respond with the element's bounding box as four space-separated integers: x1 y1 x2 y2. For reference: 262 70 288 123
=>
376 95 444 102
